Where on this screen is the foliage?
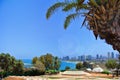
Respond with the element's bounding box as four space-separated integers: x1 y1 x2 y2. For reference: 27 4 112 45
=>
0 53 24 73
65 66 70 70
54 57 61 70
12 60 24 75
105 59 117 69
46 70 59 75
76 62 83 70
32 57 38 64
33 53 60 71
101 70 110 75
23 69 45 76
46 0 120 53
34 61 45 73
83 61 88 68
0 71 7 78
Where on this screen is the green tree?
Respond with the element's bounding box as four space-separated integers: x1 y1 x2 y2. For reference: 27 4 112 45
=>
46 0 120 53
83 61 91 68
12 60 24 75
54 57 60 70
105 59 117 69
76 62 83 70
0 53 24 74
44 54 53 70
34 53 60 70
34 61 45 73
0 53 15 72
32 57 38 64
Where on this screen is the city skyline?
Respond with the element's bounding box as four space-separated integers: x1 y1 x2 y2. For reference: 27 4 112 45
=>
0 0 118 59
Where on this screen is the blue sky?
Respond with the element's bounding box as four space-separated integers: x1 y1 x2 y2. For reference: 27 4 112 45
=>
0 0 118 59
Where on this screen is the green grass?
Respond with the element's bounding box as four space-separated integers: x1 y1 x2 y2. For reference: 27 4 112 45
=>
48 77 64 79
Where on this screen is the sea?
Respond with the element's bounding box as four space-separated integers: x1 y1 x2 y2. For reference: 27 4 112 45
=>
22 59 77 70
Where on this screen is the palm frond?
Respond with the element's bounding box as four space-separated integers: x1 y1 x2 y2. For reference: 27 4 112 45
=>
62 2 77 12
64 13 80 29
89 0 99 7
46 2 66 19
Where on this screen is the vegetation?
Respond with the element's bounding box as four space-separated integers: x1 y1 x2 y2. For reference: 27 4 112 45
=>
0 53 24 77
46 70 59 75
32 57 38 64
65 66 70 70
23 68 45 76
46 0 120 53
76 62 83 70
32 53 60 74
105 59 117 69
34 61 45 74
101 70 110 75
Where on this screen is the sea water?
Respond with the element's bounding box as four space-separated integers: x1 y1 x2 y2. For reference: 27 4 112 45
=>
22 59 77 70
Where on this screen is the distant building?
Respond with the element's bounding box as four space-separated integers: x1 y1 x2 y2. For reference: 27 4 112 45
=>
80 55 86 61
78 56 81 61
111 52 114 59
100 55 103 60
108 52 110 59
62 56 69 61
96 54 99 59
86 55 92 61
71 56 77 61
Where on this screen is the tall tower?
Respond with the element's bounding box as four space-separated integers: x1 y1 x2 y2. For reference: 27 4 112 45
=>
111 52 114 59
108 52 110 59
96 54 99 59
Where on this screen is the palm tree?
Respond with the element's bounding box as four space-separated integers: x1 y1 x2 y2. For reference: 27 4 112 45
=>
46 0 120 53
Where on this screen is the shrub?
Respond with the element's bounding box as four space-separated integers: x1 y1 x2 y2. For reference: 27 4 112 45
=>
23 69 45 76
76 62 83 70
0 71 7 78
65 66 70 70
34 61 45 73
46 70 59 75
102 70 110 75
105 59 117 69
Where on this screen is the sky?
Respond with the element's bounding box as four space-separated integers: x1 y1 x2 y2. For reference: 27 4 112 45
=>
0 0 118 59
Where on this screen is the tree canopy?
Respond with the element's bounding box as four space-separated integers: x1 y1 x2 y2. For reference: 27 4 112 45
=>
0 53 24 74
32 53 61 70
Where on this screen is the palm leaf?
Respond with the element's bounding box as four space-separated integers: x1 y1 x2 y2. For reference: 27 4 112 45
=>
62 2 77 12
46 2 66 19
64 13 80 29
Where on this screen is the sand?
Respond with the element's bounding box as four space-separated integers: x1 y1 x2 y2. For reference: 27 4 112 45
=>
3 71 120 80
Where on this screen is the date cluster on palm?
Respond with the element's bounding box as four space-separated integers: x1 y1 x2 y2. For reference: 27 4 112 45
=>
86 0 120 52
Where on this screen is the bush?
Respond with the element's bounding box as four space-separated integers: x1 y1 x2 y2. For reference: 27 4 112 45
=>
23 69 45 76
76 62 83 70
60 70 66 72
105 59 117 69
34 61 45 73
46 70 59 75
101 70 110 75
0 71 7 78
65 66 70 70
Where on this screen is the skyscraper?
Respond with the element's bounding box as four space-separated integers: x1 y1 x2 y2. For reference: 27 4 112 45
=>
96 54 99 59
108 52 110 59
111 52 114 59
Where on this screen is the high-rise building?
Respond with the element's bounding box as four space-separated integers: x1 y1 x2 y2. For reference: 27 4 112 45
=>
80 55 86 61
108 52 110 59
62 56 69 60
111 52 114 59
78 56 81 61
96 54 99 59
86 55 92 61
100 55 103 60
